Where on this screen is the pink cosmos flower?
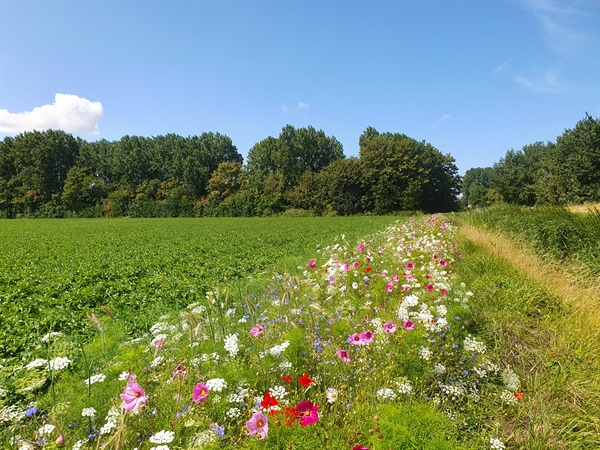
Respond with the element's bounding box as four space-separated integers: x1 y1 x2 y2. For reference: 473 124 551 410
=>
120 376 147 412
192 382 210 403
296 400 319 426
404 262 414 270
357 244 365 252
403 319 415 331
250 324 264 337
360 330 374 344
385 282 393 292
353 262 359 269
306 259 317 270
336 349 350 362
384 321 397 334
426 283 434 292
441 288 448 296
246 411 268 439
392 274 400 283
440 259 447 267
349 333 364 346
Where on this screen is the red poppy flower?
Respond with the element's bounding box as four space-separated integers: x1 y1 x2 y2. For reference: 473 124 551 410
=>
261 391 278 409
298 373 315 387
281 374 292 382
365 267 372 273
514 392 524 399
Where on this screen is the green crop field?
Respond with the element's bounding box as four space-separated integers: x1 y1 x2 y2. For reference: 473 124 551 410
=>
0 216 397 362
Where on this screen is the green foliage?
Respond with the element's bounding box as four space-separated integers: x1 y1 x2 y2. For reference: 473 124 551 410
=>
247 125 344 189
372 403 470 449
464 113 600 207
359 130 460 214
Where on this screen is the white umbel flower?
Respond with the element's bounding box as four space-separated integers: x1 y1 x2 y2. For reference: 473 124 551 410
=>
149 430 175 444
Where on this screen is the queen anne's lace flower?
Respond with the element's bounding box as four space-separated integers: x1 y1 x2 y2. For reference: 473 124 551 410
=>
224 334 239 358
48 357 71 371
206 378 227 392
83 374 106 385
25 358 48 370
149 430 175 444
489 437 506 449
376 388 397 401
464 336 487 354
81 407 96 418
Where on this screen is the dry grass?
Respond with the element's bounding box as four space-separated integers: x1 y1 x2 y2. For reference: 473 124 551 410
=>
565 202 600 214
458 222 600 326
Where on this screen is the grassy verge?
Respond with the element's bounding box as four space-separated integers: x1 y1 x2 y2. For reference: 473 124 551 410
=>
451 217 600 449
458 204 600 276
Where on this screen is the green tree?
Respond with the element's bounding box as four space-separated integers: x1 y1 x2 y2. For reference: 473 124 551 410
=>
490 142 546 206
61 166 105 212
359 130 460 214
10 130 80 201
551 113 600 204
462 167 494 207
325 157 367 215
207 161 246 202
247 125 344 189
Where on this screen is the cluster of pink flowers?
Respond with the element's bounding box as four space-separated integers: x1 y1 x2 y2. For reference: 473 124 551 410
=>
305 258 317 270
348 330 374 346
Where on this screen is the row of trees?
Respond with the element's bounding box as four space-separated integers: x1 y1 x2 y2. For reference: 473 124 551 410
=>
0 125 461 218
463 114 600 207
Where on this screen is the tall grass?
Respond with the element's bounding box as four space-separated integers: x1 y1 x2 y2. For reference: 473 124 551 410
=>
451 218 600 449
458 204 600 275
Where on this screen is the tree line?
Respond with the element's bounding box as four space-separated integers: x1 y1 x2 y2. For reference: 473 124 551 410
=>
0 125 461 218
462 113 600 208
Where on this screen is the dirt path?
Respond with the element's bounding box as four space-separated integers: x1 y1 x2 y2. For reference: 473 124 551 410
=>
457 222 600 325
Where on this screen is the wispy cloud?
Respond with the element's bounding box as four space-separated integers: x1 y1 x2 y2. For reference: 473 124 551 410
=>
282 104 289 113
493 58 512 75
521 0 592 55
513 69 572 94
297 102 309 109
432 114 451 129
0 93 103 135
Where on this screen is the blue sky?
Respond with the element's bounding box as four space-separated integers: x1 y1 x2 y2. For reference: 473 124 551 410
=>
1 0 598 174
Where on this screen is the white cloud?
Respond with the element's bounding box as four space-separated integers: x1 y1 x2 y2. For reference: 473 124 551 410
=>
0 93 103 135
513 69 572 94
297 102 309 109
282 104 289 113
